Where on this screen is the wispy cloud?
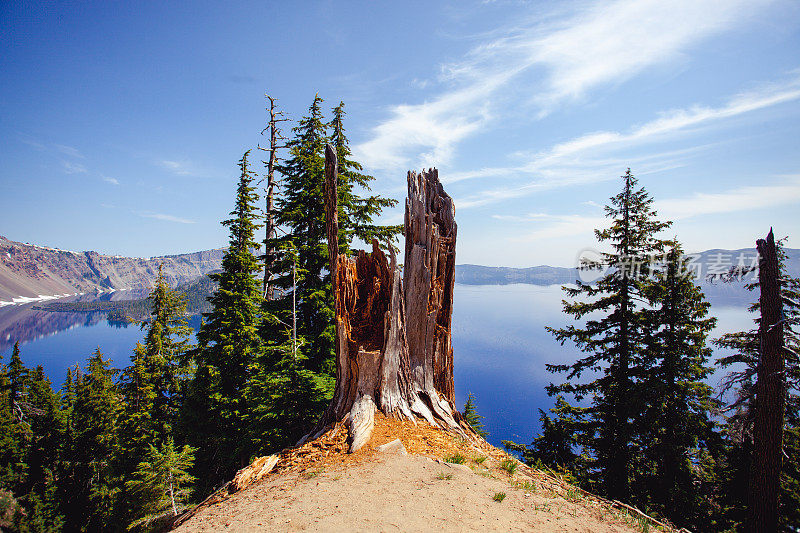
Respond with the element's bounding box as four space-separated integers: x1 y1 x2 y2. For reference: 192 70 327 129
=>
139 213 195 224
62 161 87 174
102 176 120 185
54 144 84 159
495 212 607 240
500 177 800 243
452 76 800 208
158 159 195 176
657 175 800 220
355 0 769 171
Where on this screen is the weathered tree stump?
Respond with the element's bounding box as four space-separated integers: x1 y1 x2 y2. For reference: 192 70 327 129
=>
305 145 474 451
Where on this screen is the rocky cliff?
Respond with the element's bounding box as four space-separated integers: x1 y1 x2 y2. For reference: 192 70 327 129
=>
0 235 225 304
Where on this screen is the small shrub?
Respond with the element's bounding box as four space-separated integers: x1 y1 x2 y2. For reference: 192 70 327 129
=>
493 492 506 502
500 458 518 475
513 479 536 491
473 456 486 465
436 472 453 480
444 453 466 465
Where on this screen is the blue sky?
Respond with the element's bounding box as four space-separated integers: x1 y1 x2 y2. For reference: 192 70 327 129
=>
2 0 799 266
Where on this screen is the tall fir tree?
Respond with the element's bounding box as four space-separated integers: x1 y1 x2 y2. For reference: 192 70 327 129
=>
67 349 122 532
636 244 719 529
187 150 263 490
274 96 401 377
545 169 670 502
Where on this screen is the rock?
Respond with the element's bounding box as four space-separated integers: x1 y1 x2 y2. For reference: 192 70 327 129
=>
376 439 408 456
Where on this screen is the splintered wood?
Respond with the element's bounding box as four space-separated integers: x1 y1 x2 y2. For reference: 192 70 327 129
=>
311 148 474 453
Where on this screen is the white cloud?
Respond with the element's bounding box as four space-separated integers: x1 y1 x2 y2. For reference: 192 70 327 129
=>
452 76 800 208
158 160 194 176
62 161 87 174
140 213 195 224
102 176 120 185
500 177 800 246
657 175 800 220
492 213 607 241
355 0 769 171
54 144 84 159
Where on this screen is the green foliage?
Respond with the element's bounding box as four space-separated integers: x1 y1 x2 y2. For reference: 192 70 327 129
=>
189 150 264 488
545 169 671 502
462 392 488 438
124 438 196 529
444 453 466 465
492 492 506 502
436 472 453 480
500 458 518 475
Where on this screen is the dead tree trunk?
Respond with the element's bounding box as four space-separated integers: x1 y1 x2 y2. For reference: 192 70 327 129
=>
748 228 785 532
258 94 287 301
304 145 474 451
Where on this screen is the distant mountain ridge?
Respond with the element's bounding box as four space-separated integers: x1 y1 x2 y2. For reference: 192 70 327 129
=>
0 235 225 304
455 247 800 286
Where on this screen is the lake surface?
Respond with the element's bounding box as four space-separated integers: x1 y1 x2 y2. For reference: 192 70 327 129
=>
0 284 754 449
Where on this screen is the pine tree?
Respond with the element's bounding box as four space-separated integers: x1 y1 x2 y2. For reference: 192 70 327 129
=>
20 366 64 531
188 150 263 488
636 244 719 529
545 169 670 501
140 264 193 442
124 438 196 530
329 102 401 251
275 96 401 377
462 393 488 438
67 348 122 532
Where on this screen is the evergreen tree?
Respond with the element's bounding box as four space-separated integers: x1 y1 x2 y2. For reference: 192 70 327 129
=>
67 348 122 532
545 169 670 501
275 96 401 377
188 150 263 489
8 342 29 413
124 438 196 530
505 395 584 478
636 244 719 529
462 393 488 438
329 102 401 251
20 366 64 531
275 95 332 376
141 264 193 442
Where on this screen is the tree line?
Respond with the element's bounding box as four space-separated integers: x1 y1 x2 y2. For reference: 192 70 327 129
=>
504 169 799 531
0 95 400 531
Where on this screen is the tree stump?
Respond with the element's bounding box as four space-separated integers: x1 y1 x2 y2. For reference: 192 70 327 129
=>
306 145 474 451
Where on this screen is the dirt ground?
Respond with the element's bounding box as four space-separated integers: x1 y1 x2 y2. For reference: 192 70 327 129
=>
175 449 646 532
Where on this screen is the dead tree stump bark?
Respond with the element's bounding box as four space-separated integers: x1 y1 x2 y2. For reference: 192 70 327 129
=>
748 228 785 532
306 145 474 451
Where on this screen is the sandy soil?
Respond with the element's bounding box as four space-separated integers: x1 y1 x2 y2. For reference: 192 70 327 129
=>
175 451 642 532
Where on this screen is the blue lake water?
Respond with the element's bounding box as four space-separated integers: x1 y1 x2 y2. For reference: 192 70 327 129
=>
0 284 754 449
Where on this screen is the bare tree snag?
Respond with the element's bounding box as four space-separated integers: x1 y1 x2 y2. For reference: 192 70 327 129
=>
306 147 475 451
258 94 288 300
748 228 785 533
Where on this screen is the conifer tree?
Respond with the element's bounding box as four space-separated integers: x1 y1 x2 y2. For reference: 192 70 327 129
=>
125 437 196 529
67 349 122 532
462 393 488 438
142 265 193 440
275 96 401 377
188 150 263 488
546 169 670 501
329 102 401 251
636 244 719 529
